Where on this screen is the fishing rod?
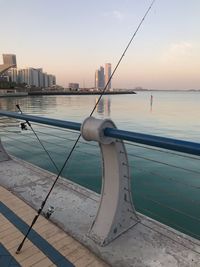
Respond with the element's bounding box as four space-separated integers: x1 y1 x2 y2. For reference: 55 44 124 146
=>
16 0 156 253
16 104 59 173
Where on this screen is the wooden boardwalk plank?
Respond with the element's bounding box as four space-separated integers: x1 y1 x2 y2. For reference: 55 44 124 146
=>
28 256 55 267
0 186 109 267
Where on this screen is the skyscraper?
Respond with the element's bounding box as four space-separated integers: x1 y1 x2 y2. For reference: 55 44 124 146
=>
7 68 18 83
37 68 44 87
18 68 39 87
0 54 17 77
43 72 48 88
105 63 111 90
95 66 105 90
3 54 17 67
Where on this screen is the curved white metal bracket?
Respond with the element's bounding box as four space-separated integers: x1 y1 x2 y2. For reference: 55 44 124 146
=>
81 117 139 246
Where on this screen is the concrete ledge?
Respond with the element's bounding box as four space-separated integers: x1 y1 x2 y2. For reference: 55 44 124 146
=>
0 155 200 267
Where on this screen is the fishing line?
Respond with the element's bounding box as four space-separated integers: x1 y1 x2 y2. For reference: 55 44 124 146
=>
33 129 97 148
16 105 59 173
139 209 200 245
31 122 80 134
16 0 156 253
139 180 200 206
127 152 200 174
125 141 200 161
138 193 200 222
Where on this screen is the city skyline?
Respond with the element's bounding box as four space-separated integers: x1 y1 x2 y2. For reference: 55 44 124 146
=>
0 53 56 88
1 0 200 89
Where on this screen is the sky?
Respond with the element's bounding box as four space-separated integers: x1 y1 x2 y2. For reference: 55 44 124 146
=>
1 0 200 90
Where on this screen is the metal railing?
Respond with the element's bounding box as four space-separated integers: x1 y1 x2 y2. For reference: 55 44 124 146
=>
1 110 200 156
0 110 200 241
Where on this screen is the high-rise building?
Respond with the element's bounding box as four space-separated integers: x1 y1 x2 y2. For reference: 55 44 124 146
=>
95 66 105 90
3 54 17 68
37 68 44 88
7 68 18 83
95 70 99 89
48 74 56 87
0 54 17 77
18 68 39 87
32 68 39 87
105 63 111 90
43 73 48 88
52 75 56 86
18 69 26 84
95 63 112 91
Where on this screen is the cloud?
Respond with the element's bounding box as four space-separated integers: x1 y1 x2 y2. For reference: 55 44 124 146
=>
112 10 123 20
103 10 124 21
169 42 193 56
161 41 193 62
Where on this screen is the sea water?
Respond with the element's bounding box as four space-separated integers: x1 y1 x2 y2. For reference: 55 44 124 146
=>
0 91 200 239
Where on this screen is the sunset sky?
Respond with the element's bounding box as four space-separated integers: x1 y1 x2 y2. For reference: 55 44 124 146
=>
1 0 200 89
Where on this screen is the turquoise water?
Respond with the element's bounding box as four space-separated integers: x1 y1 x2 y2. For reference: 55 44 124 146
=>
0 91 200 239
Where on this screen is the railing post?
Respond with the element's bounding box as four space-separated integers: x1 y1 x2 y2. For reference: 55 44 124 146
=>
81 117 139 246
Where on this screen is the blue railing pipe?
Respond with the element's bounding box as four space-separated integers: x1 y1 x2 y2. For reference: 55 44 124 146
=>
104 128 200 157
0 110 81 131
0 110 200 157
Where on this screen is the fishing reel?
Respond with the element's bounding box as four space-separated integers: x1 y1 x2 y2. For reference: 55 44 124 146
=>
20 122 28 130
20 120 31 131
16 104 30 131
45 206 55 219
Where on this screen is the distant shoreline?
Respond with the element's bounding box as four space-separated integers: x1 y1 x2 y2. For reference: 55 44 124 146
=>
1 89 200 98
28 90 136 96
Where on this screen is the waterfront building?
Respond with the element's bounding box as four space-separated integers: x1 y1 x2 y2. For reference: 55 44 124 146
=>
18 69 28 84
43 73 49 88
1 53 56 88
3 54 17 67
18 68 28 86
0 54 17 80
32 68 39 87
95 66 105 90
18 68 39 87
105 63 111 90
7 68 18 83
18 69 56 88
69 83 79 91
48 74 56 87
52 75 56 86
37 68 44 88
95 70 99 89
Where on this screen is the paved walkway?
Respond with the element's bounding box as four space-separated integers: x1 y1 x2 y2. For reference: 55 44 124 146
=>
1 145 200 266
0 186 109 267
